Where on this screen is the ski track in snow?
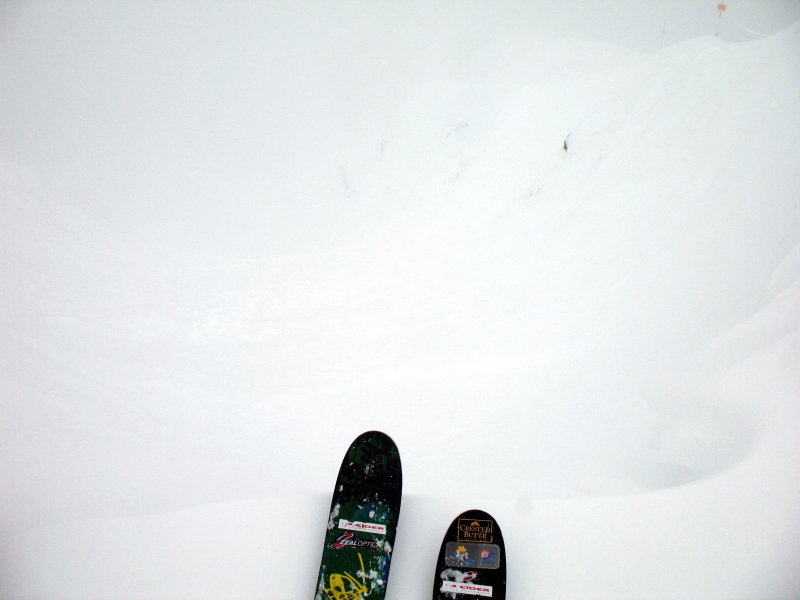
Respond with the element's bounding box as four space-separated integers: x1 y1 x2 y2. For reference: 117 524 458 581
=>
1 5 799 599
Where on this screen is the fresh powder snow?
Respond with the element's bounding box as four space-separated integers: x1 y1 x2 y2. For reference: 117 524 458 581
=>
1 2 799 599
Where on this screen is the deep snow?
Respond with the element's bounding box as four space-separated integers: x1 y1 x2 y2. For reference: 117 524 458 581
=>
1 2 799 599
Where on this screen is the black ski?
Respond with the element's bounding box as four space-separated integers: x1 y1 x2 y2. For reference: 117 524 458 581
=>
432 509 506 600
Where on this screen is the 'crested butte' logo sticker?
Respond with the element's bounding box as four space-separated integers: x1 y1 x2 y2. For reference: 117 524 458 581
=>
338 519 387 535
441 581 493 597
457 519 494 543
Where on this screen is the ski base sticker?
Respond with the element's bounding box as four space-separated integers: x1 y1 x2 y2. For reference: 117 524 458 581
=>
441 581 493 597
332 531 382 551
338 519 387 535
445 542 501 569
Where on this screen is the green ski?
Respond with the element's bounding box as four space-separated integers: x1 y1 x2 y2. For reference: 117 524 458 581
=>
314 431 402 600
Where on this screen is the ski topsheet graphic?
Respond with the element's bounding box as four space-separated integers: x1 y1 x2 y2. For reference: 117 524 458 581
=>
432 509 506 600
315 431 402 600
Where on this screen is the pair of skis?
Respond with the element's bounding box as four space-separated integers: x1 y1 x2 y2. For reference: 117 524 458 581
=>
314 431 506 600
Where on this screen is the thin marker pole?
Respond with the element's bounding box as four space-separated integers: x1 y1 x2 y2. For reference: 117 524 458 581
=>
716 3 728 37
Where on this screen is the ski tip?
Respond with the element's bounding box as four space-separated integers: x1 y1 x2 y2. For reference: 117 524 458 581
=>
348 431 401 463
353 430 397 444
336 430 403 506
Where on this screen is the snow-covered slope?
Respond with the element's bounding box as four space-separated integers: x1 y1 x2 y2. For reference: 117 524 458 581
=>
1 4 799 599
